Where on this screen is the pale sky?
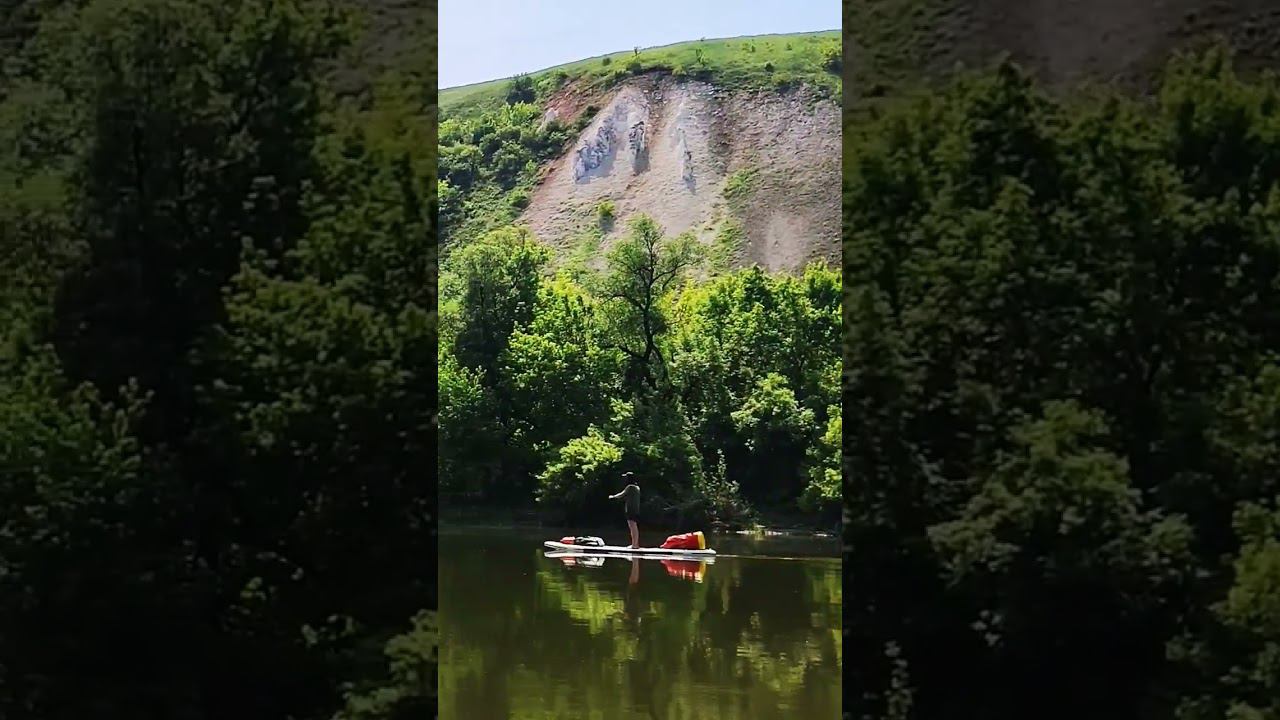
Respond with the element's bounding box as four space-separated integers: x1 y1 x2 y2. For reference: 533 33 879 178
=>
440 0 840 89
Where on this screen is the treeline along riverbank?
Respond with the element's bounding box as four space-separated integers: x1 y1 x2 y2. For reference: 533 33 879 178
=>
439 219 841 531
844 48 1280 719
438 50 843 532
0 0 436 717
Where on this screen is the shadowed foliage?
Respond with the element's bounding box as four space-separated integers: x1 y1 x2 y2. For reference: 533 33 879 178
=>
0 0 437 717
844 49 1280 718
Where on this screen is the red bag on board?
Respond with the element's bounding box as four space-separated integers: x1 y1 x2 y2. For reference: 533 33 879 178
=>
660 531 706 550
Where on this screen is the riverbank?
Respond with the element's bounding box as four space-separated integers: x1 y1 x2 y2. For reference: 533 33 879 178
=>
440 503 839 537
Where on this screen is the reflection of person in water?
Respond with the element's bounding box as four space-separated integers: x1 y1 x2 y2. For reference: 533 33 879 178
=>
621 557 669 720
621 558 641 631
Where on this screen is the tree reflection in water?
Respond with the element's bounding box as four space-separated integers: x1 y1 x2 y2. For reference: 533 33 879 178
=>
440 533 841 720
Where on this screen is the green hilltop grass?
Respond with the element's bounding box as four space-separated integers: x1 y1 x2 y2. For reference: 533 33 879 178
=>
848 0 1280 99
440 30 840 118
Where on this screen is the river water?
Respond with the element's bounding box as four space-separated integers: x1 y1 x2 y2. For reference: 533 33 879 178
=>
439 525 842 720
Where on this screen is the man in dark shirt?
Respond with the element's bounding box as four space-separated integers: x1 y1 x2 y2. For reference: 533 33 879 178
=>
608 472 641 548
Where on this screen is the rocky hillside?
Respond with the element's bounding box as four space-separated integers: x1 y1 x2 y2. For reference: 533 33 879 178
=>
523 75 839 272
852 0 1280 95
440 31 841 275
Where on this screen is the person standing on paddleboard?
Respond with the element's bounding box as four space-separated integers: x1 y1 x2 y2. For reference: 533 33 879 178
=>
608 473 641 548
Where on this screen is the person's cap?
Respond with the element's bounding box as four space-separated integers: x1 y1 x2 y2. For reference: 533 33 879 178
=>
623 471 634 478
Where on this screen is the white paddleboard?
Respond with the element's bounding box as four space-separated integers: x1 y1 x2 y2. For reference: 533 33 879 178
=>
543 540 716 556
545 550 716 563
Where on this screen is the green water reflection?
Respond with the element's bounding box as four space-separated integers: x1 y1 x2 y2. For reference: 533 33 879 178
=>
440 527 842 720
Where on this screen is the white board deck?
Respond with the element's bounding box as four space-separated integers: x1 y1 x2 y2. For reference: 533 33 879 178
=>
543 540 716 556
545 550 716 563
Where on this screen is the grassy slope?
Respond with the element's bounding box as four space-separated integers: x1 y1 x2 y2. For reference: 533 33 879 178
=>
331 0 434 96
441 30 840 118
849 0 1280 99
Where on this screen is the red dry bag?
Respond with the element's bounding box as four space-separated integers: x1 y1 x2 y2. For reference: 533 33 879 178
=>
660 531 706 550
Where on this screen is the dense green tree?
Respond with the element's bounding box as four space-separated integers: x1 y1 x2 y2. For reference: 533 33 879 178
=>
436 216 839 526
439 352 499 499
191 57 436 667
505 73 535 105
0 169 77 353
437 101 582 245
0 0 438 716
0 349 184 717
730 373 815 504
298 82 434 314
598 216 697 394
47 0 349 444
204 265 432 611
442 225 549 378
1172 499 1280 720
843 49 1280 719
669 266 839 503
437 226 548 502
929 401 1195 713
503 277 620 473
336 610 438 720
801 408 840 514
536 425 626 521
442 273 620 505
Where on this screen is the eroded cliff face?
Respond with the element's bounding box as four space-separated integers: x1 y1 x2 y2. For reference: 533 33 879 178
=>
571 86 652 183
521 76 840 273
